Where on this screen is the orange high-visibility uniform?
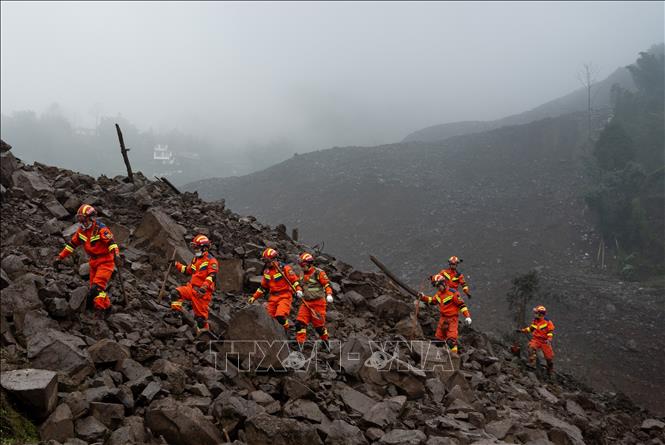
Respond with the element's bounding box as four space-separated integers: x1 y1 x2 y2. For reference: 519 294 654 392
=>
522 317 555 360
421 288 470 352
295 267 333 344
58 221 119 310
438 268 470 295
171 252 218 322
253 263 302 329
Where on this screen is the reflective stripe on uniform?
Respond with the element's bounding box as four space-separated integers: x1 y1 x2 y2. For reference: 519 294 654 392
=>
273 273 283 278
78 233 88 242
442 296 453 304
90 235 101 242
263 274 271 279
538 323 548 330
94 291 108 300
64 244 74 252
180 265 186 273
205 276 214 282
108 243 118 251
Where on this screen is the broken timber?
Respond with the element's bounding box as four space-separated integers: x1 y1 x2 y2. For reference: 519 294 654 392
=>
115 123 134 183
369 255 420 298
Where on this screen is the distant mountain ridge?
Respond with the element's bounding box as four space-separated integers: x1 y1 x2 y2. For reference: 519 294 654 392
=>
402 66 634 143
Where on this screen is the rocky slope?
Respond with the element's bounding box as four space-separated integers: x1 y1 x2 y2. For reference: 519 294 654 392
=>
401 66 634 143
183 110 665 415
1 142 664 445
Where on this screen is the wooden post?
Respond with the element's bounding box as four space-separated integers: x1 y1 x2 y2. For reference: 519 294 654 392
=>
291 228 299 241
115 123 134 183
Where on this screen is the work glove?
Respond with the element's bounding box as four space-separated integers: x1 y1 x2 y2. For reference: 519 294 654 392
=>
326 294 334 303
464 317 472 326
247 296 255 305
296 290 304 299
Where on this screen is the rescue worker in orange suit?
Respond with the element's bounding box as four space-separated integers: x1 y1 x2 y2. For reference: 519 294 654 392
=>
54 204 120 312
518 305 555 374
169 234 218 334
294 252 334 348
248 248 302 333
418 274 472 354
438 256 472 299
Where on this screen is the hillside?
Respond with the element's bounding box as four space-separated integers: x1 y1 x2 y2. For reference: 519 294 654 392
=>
402 66 634 143
2 143 665 443
185 110 665 414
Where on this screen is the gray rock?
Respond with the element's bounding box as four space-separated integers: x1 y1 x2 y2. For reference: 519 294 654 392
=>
132 208 190 263
283 398 327 423
146 397 224 445
217 258 244 293
565 400 586 418
39 403 74 442
151 359 187 395
641 418 665 430
379 429 427 445
282 376 316 400
63 391 89 419
89 402 125 429
11 169 53 198
211 391 265 432
44 197 70 219
344 290 366 307
426 378 446 403
27 329 93 384
340 385 376 414
369 295 412 321
115 358 152 382
138 381 162 404
1 254 27 279
220 305 289 371
106 416 146 445
486 419 513 439
244 413 323 445
363 396 406 428
534 410 584 445
69 286 88 312
0 151 19 187
75 416 108 442
88 339 130 365
340 335 373 376
0 368 58 419
325 419 368 445
536 387 559 404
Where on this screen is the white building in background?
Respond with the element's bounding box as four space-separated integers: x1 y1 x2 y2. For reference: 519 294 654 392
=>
153 144 174 164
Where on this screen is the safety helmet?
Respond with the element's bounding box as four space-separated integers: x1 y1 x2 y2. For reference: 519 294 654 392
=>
431 274 445 287
298 252 314 265
76 204 97 229
191 234 211 249
533 305 547 316
448 256 462 265
262 248 279 260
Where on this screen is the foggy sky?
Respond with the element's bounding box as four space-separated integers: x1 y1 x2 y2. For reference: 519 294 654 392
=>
2 1 663 154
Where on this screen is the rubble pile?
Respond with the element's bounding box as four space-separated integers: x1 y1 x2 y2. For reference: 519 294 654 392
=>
1 141 663 445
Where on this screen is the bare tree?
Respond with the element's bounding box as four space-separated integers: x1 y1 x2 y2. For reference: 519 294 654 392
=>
577 63 597 140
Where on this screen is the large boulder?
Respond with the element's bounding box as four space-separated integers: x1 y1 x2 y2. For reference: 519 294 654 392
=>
132 207 190 262
362 396 406 428
39 403 74 442
339 385 377 414
379 429 427 445
0 150 19 187
244 413 323 445
88 339 130 365
75 415 108 442
106 416 147 445
325 419 368 445
340 335 373 377
220 305 289 371
11 169 53 198
1 274 43 320
146 397 224 445
369 295 412 321
534 410 585 445
217 258 244 293
0 368 58 419
211 391 265 432
27 329 93 384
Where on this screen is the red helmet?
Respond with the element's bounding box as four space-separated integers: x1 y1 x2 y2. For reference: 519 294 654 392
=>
431 274 445 286
262 248 279 260
299 252 314 265
533 305 547 316
191 234 211 248
448 256 461 265
76 204 96 219
76 204 96 228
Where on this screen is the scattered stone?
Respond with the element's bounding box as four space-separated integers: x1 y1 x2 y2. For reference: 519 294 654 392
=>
39 403 74 442
0 368 58 419
146 397 224 445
